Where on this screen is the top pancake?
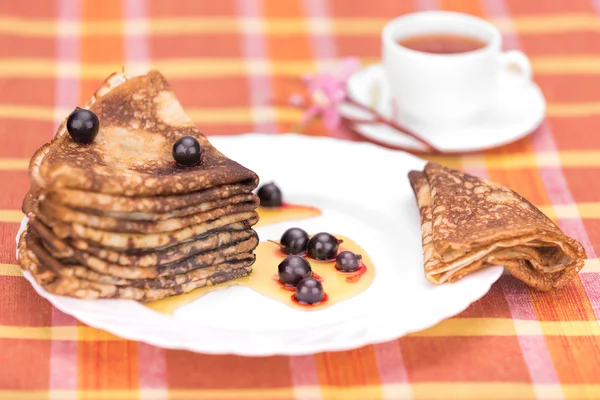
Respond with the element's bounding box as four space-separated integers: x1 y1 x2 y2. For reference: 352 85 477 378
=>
29 70 258 197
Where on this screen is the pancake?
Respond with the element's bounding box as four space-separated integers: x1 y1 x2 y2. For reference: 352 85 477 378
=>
20 230 253 301
19 70 260 302
30 217 255 267
42 182 256 214
72 222 254 263
409 163 586 291
29 71 259 196
27 228 257 283
39 195 260 233
32 223 259 279
36 210 258 250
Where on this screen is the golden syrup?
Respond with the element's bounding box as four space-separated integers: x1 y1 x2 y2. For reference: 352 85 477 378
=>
254 203 321 228
144 235 374 315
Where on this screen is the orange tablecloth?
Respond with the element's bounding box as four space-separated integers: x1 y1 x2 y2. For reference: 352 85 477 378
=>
2 0 600 399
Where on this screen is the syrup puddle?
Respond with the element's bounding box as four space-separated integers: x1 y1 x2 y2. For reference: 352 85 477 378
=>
254 203 321 228
144 235 374 314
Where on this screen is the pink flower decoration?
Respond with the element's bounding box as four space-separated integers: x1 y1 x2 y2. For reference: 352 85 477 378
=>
295 57 362 130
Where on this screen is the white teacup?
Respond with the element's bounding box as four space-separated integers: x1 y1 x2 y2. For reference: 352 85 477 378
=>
382 11 532 123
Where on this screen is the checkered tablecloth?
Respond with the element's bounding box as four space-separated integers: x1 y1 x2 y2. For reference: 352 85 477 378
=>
1 0 600 399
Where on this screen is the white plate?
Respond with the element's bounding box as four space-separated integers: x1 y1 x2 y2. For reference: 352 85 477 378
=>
339 63 546 153
16 134 503 356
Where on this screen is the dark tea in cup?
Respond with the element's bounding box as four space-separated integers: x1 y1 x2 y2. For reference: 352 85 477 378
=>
383 12 532 122
397 33 487 54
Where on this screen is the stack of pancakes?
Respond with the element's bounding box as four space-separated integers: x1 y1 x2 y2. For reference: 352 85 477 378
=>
18 71 260 301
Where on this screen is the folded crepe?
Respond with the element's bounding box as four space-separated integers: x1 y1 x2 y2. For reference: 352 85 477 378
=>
40 183 257 214
36 209 258 250
28 71 258 196
29 219 259 279
19 230 255 301
37 195 259 233
29 229 258 282
408 162 586 291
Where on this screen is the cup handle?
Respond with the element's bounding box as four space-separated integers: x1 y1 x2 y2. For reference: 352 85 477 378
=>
500 50 532 85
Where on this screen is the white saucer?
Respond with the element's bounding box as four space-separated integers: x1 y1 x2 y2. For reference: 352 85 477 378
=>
339 64 546 153
16 134 503 356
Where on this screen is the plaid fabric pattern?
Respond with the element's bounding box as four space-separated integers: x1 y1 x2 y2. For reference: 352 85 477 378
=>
1 0 600 399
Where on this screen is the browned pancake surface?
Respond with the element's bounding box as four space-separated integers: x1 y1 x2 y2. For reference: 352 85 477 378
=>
19 70 260 302
409 162 587 291
20 230 253 301
425 162 563 255
42 182 256 214
29 71 258 196
39 195 259 233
